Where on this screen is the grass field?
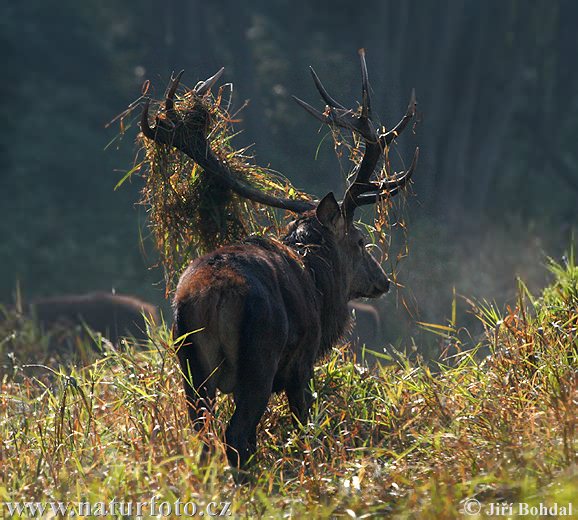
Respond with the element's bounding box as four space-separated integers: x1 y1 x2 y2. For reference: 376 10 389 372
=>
0 252 576 518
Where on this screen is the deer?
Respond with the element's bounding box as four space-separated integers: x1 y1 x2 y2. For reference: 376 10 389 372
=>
347 300 381 357
28 292 159 345
140 50 418 468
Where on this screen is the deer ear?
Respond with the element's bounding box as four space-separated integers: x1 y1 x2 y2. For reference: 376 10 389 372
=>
316 192 345 234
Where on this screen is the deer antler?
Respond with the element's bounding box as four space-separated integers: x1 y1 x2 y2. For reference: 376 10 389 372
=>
293 49 419 219
140 69 315 214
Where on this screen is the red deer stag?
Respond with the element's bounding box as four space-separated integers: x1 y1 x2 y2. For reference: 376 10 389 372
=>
141 50 418 468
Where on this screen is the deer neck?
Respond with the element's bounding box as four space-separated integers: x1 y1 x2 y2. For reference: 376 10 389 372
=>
295 240 351 355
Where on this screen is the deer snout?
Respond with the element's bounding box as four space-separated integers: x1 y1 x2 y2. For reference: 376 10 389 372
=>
380 276 391 294
373 275 390 295
362 258 391 297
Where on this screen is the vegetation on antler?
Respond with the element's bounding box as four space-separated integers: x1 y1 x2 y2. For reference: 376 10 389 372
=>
134 79 312 293
132 53 418 294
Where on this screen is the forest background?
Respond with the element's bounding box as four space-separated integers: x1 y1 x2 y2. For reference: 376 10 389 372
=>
2 0 577 351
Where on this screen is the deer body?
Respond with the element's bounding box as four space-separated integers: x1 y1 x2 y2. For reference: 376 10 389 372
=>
174 239 322 397
30 292 158 344
141 50 418 468
174 200 390 466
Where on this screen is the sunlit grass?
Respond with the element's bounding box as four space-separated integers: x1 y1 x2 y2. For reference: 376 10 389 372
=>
0 253 576 518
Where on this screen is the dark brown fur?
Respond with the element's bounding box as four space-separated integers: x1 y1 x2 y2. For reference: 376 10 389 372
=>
173 194 390 467
347 301 381 360
29 292 158 344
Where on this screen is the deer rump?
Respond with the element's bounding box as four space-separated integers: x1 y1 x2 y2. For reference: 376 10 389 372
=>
174 237 328 397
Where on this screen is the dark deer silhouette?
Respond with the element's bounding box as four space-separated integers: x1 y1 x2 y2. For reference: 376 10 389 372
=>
29 292 158 345
347 301 381 356
141 50 418 468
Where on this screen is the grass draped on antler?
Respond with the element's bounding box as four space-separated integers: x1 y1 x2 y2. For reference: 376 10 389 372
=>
122 56 417 295
135 83 311 293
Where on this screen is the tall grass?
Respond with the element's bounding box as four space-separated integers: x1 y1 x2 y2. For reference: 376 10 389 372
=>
0 253 576 518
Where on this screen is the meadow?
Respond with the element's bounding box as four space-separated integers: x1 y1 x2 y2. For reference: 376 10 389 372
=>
0 252 576 518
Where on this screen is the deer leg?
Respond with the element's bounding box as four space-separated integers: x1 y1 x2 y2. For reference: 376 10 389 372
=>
225 295 281 468
225 382 271 468
286 366 314 426
177 347 216 432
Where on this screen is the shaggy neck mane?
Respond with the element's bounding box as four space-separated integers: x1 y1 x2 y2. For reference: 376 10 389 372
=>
281 214 351 356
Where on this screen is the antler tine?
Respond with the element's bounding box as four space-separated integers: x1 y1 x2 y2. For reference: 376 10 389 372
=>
359 49 371 120
295 60 376 140
382 89 416 145
165 70 184 114
293 92 374 141
379 147 419 191
140 98 156 139
194 67 225 96
353 147 420 206
292 95 330 124
309 67 346 109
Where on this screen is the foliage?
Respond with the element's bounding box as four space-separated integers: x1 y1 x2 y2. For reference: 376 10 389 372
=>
124 81 312 292
1 255 576 517
122 72 404 292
